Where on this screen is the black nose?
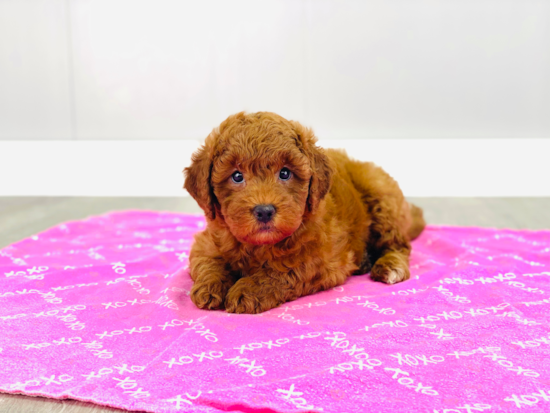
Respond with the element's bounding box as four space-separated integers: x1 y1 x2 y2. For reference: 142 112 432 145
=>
253 204 276 224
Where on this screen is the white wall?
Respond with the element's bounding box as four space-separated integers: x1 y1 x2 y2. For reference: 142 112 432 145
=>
1 1 548 197
1 0 549 141
0 0 73 139
1 139 550 197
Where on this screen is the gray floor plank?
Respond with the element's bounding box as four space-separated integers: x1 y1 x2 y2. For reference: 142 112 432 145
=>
0 393 132 413
408 197 550 230
0 197 201 249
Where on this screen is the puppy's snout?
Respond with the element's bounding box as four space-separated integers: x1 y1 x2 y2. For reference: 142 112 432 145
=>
253 204 276 224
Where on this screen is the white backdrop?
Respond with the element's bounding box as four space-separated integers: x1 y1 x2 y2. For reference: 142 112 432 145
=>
1 139 549 197
0 1 548 196
1 0 548 140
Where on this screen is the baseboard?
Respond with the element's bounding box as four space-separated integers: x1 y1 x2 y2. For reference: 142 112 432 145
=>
1 139 548 196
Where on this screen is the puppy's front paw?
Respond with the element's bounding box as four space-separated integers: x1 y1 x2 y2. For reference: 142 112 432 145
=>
191 278 230 310
371 253 410 285
225 278 277 314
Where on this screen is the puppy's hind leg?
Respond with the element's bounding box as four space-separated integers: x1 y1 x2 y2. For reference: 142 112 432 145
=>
368 204 412 285
408 202 426 240
369 201 425 283
370 247 410 285
345 160 413 284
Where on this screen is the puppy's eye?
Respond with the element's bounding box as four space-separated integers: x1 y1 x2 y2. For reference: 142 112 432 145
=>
279 167 292 181
231 171 245 184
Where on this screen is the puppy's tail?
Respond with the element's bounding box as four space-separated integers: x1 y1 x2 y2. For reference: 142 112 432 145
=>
408 203 426 240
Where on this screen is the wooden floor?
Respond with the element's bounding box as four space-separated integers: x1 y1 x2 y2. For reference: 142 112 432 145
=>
1 196 549 413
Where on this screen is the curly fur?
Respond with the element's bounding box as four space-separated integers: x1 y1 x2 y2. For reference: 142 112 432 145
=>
184 112 425 314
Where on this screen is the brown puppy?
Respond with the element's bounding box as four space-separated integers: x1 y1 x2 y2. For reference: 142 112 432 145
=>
184 112 425 314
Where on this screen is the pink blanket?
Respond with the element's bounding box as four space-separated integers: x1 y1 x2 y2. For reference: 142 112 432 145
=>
1 211 549 413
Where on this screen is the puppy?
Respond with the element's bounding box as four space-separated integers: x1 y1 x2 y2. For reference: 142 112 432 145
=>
184 112 425 314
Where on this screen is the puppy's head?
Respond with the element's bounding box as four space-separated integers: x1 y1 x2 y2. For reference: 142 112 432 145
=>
184 112 333 245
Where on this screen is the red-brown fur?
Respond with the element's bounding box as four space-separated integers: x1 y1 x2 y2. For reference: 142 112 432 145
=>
184 112 425 314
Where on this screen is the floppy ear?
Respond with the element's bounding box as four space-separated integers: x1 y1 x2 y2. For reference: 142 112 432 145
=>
183 132 218 220
291 122 334 214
